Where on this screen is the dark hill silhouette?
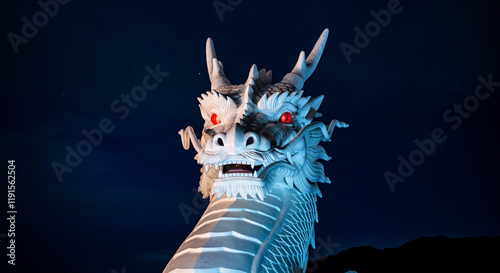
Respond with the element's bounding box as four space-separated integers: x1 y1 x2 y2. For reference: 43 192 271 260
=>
307 236 499 272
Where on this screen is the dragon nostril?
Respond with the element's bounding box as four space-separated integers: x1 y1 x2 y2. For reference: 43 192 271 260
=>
217 138 224 146
246 136 255 146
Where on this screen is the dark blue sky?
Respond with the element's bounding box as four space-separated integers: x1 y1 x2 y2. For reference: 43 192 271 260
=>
2 0 499 272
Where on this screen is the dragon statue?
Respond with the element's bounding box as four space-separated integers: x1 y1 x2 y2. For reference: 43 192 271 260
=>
164 28 348 273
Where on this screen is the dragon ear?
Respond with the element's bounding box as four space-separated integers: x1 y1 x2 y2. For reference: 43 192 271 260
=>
298 95 324 121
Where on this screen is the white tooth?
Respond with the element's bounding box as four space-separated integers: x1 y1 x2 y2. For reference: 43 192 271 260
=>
263 162 267 167
253 171 258 177
250 162 255 169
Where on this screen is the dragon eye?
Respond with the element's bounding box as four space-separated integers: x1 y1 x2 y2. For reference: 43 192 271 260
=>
210 113 221 125
279 112 293 124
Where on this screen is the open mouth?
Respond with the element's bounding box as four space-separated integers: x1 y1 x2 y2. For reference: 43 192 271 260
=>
223 163 262 174
217 162 263 178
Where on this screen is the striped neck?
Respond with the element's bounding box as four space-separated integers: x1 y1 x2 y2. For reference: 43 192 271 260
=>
164 183 318 273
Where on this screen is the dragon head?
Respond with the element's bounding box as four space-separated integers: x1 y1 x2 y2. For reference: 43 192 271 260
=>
179 29 348 200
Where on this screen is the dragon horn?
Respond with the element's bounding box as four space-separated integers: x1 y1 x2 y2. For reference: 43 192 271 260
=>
281 28 329 91
206 38 231 91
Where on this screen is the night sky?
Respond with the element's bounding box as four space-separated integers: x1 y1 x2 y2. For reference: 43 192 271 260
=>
2 0 499 272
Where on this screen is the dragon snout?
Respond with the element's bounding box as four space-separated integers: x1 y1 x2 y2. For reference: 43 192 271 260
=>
205 124 271 155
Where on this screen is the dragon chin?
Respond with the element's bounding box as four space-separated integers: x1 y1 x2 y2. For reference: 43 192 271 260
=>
209 155 305 201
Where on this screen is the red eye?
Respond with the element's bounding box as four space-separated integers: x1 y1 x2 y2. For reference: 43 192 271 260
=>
210 113 221 125
279 112 293 124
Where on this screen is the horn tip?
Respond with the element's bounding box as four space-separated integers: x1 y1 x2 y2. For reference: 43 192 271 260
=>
206 37 214 47
251 64 259 76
